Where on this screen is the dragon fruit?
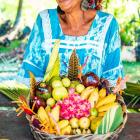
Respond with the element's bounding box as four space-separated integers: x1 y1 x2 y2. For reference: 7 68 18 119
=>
57 93 91 120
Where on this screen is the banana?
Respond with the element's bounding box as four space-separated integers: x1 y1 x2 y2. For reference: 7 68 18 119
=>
88 88 99 108
80 86 95 99
98 112 106 117
99 88 106 98
96 94 116 108
58 120 69 129
61 125 72 135
97 102 118 112
37 106 50 124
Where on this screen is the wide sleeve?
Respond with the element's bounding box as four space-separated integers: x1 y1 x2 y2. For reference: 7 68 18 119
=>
17 14 47 86
101 18 124 87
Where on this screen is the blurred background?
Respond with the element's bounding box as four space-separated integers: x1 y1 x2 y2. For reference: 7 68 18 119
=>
0 0 140 111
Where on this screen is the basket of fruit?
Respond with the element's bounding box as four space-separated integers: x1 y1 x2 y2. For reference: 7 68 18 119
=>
14 40 127 140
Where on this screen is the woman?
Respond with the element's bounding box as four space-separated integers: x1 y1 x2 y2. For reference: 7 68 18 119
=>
18 0 124 86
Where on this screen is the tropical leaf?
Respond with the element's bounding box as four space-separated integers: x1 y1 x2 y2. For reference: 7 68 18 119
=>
43 40 60 82
125 82 140 96
29 72 36 99
68 49 79 81
95 104 123 134
45 55 60 83
0 80 29 101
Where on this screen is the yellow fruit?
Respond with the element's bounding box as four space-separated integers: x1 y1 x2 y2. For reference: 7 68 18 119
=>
51 105 60 122
89 115 96 121
99 88 106 98
75 129 82 134
98 102 118 112
96 94 116 108
90 117 102 132
88 88 99 108
45 106 51 113
70 118 79 128
37 106 49 123
61 125 72 135
82 129 87 134
58 120 69 129
81 86 95 99
98 112 106 117
79 117 90 129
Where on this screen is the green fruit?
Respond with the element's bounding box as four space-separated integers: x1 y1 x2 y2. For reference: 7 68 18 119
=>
70 118 79 128
76 84 85 93
52 87 68 101
79 117 90 129
50 76 61 85
70 81 80 88
90 108 98 117
36 90 51 100
62 77 71 87
46 98 56 107
52 80 63 88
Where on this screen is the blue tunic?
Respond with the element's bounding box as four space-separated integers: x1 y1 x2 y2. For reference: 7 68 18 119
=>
17 9 124 86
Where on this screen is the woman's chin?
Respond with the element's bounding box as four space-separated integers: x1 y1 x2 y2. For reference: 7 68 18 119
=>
57 0 73 11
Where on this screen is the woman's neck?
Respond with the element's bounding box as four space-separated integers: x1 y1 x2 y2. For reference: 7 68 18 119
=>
63 9 85 30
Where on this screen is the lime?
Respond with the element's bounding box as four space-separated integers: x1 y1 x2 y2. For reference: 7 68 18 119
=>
76 84 85 93
52 80 63 88
90 108 98 117
62 77 71 87
50 76 61 85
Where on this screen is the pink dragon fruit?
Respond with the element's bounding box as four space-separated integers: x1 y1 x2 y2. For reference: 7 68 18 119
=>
57 93 91 120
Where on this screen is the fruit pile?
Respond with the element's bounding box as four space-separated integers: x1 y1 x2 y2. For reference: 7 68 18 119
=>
14 41 125 136
23 73 121 135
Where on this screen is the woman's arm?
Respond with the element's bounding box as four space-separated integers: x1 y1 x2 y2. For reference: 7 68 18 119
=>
17 13 46 86
101 18 124 87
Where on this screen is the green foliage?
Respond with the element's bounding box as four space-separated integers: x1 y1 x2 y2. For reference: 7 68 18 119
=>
105 0 140 46
95 105 123 134
43 40 60 82
123 61 140 82
0 40 21 53
0 81 29 100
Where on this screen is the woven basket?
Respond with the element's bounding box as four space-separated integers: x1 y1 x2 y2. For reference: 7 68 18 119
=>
27 94 127 140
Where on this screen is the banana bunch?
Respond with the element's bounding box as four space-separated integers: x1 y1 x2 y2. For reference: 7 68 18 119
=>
81 87 118 117
95 90 118 117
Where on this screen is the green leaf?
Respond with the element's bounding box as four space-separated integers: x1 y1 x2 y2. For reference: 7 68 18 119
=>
0 81 29 101
95 104 123 134
43 40 60 82
44 55 60 83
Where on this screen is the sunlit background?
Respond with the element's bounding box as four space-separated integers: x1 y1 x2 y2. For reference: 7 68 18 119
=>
0 0 140 83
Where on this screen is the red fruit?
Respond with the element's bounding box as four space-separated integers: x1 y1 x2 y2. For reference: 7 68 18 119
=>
32 118 41 129
30 96 46 112
81 72 99 87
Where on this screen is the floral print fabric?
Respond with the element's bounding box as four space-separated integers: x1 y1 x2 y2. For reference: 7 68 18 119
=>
18 9 124 86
